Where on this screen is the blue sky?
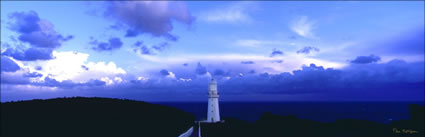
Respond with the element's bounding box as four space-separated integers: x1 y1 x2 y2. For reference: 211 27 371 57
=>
1 1 424 102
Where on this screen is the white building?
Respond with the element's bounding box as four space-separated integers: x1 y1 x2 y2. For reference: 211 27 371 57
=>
207 78 221 123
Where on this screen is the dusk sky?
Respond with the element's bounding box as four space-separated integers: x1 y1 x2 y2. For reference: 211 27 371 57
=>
1 1 424 102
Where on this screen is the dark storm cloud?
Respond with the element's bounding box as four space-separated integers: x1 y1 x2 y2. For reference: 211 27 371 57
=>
270 48 284 57
241 61 255 64
3 48 54 61
160 69 170 76
350 54 381 64
104 1 194 41
195 62 207 75
91 37 123 51
296 46 320 54
7 11 72 61
1 56 20 72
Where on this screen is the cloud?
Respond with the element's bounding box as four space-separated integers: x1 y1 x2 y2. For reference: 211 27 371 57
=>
133 41 153 55
270 48 284 57
91 37 123 51
9 11 73 48
290 16 316 38
219 60 424 98
350 54 381 64
195 62 207 75
152 42 169 51
3 56 423 101
199 2 255 24
160 69 170 76
133 42 170 55
104 1 194 40
33 51 125 82
1 56 20 72
235 39 284 47
3 48 54 61
23 72 43 78
296 46 320 54
241 61 255 64
6 11 72 61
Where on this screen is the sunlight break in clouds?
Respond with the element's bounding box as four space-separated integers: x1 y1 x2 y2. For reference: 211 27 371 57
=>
20 51 126 83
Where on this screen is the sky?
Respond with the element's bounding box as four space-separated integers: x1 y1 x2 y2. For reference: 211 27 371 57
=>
1 1 424 102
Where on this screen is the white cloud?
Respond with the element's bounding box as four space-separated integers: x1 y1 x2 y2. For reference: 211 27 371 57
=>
235 39 286 47
290 16 317 39
199 2 256 23
135 53 347 75
19 51 126 83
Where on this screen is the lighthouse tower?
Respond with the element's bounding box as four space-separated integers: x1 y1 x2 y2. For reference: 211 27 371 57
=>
207 79 220 123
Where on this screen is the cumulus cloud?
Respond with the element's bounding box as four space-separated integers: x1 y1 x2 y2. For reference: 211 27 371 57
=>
6 11 72 61
290 16 316 38
1 56 20 72
33 51 125 82
90 37 123 51
350 54 381 64
160 69 170 76
296 46 320 54
3 48 54 61
270 48 284 57
104 1 194 40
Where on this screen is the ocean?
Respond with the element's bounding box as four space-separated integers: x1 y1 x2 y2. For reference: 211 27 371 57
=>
155 102 424 123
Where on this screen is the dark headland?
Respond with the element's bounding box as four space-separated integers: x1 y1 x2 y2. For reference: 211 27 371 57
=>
1 97 424 137
1 97 195 137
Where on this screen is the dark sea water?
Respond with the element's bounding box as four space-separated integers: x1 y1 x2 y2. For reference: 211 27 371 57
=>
155 102 424 123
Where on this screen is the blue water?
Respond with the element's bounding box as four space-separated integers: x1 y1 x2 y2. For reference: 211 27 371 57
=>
155 102 424 123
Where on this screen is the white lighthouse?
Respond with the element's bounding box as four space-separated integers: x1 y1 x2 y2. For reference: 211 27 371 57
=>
207 78 221 123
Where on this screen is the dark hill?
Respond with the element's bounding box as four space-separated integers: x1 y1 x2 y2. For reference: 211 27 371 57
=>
200 104 424 137
1 97 195 137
